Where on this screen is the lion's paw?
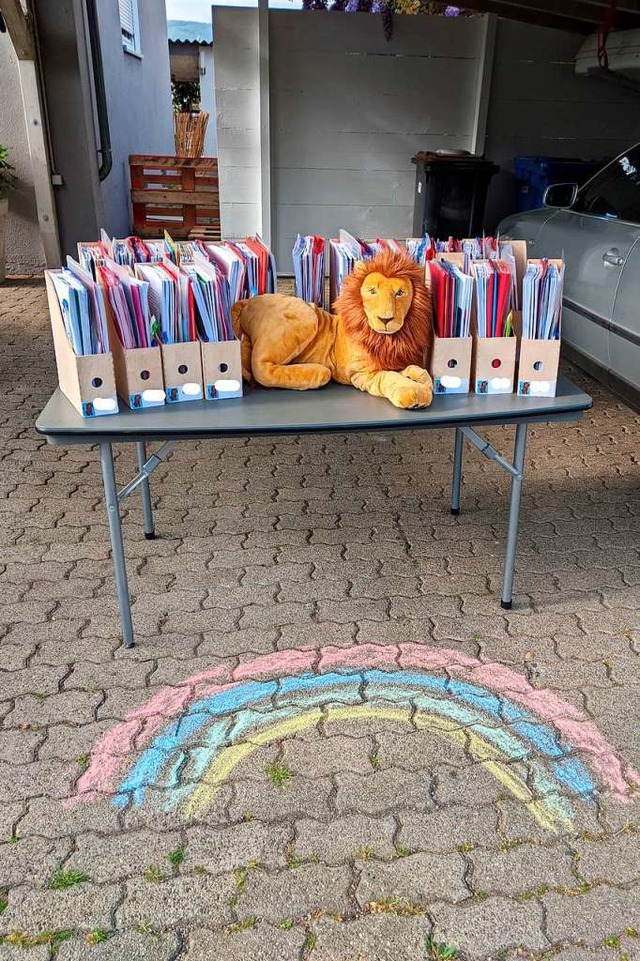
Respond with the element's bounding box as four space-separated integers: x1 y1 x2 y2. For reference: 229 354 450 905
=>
391 380 433 409
401 365 432 386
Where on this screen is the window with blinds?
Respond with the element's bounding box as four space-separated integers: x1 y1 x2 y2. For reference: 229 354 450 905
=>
119 0 141 56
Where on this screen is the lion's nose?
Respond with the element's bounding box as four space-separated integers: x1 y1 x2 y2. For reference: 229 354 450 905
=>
378 316 394 326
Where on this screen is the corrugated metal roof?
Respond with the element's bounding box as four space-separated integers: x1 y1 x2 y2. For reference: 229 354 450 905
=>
167 20 213 45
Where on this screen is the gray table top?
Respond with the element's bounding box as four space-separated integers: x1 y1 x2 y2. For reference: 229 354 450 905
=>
36 376 592 445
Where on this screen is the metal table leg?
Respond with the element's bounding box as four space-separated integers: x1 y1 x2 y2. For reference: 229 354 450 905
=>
100 443 135 648
451 427 464 515
501 423 528 610
136 441 156 540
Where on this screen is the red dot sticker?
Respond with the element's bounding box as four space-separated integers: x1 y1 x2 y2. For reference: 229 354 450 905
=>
491 358 501 369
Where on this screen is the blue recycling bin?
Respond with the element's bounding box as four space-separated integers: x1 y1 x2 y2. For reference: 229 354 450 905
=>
513 156 605 212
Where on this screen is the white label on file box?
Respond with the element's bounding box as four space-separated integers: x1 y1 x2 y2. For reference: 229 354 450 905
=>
489 377 512 392
215 378 241 393
142 388 166 405
182 382 202 398
440 375 462 390
527 380 552 397
93 397 118 413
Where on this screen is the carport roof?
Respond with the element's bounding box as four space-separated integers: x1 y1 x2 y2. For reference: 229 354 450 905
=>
457 0 640 34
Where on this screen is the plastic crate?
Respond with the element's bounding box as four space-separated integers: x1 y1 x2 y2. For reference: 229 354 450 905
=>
513 156 604 212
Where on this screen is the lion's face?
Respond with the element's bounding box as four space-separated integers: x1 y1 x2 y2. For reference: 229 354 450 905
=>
334 249 432 374
360 271 413 335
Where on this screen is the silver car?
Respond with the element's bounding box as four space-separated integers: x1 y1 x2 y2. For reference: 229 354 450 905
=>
498 145 640 404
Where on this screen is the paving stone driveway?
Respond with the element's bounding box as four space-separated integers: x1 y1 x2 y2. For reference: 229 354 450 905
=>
0 278 638 961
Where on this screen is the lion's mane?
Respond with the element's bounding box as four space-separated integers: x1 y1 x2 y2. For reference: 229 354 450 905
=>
333 249 432 372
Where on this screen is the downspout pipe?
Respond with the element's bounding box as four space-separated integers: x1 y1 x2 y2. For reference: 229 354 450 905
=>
85 0 112 181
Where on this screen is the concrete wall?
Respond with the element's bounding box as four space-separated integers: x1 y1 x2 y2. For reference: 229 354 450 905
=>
215 8 640 272
269 11 483 268
0 34 45 275
96 0 175 237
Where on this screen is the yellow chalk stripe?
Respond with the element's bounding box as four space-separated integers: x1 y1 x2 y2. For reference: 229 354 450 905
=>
184 704 559 831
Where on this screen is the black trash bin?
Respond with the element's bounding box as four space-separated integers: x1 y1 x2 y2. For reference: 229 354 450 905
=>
412 150 499 238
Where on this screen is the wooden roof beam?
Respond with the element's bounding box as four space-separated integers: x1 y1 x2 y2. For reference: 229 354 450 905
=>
457 0 640 34
0 0 35 60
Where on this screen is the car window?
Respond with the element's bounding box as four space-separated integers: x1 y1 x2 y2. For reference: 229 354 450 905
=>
572 146 640 224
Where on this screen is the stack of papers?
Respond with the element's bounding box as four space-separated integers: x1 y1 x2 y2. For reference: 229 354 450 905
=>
97 259 152 350
203 236 276 301
329 230 370 298
472 260 513 338
428 259 473 338
51 261 110 356
406 235 435 265
205 243 246 305
292 234 325 306
522 260 564 340
182 254 234 343
135 261 196 345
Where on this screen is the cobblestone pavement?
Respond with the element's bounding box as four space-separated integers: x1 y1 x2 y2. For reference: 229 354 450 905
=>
0 277 639 961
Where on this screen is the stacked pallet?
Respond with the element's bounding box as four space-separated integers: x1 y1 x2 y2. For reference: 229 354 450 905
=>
129 154 220 241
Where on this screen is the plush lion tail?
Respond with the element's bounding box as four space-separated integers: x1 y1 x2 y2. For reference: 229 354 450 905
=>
231 300 247 341
230 301 255 385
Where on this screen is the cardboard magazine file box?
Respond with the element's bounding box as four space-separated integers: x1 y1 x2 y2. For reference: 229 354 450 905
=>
430 335 472 395
160 340 203 403
45 270 119 419
201 339 243 400
103 310 165 410
436 251 465 268
471 327 516 395
512 303 561 399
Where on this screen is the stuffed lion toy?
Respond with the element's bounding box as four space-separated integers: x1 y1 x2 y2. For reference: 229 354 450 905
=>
231 249 434 409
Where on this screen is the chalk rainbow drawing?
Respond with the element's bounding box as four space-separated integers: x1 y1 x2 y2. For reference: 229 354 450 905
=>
72 644 638 831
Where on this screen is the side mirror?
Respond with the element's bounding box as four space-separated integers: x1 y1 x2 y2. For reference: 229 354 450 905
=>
543 182 578 209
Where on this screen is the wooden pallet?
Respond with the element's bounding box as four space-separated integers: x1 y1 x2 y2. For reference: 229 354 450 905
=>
130 154 221 240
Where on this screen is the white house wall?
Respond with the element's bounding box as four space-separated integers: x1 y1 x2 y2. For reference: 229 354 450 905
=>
96 0 175 238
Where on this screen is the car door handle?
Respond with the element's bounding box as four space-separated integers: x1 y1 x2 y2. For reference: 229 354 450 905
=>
603 248 624 267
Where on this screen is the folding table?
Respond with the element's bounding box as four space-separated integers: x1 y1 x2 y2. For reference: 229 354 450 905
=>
36 376 592 648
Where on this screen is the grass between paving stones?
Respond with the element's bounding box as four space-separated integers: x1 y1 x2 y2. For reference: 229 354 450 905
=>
424 936 460 961
368 751 381 770
0 929 74 950
366 897 425 917
76 754 90 771
85 929 110 945
265 760 292 789
47 870 88 890
357 846 375 862
167 846 185 869
226 917 257 935
0 888 7 913
303 930 317 952
229 861 260 906
144 866 166 883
